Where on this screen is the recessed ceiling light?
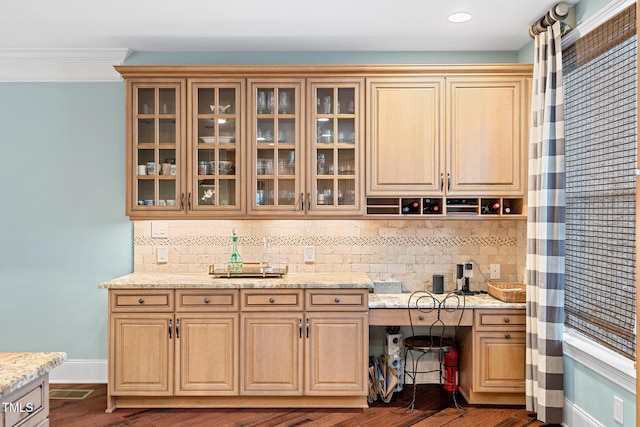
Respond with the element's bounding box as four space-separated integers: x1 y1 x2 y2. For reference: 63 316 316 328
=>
448 12 472 23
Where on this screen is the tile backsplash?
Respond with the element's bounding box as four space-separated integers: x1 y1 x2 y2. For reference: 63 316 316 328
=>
134 219 526 293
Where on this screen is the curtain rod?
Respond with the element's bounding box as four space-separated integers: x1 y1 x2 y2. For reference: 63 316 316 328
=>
529 2 571 38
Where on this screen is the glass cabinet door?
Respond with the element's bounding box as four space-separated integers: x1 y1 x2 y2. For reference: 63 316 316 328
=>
249 80 304 214
132 83 182 212
191 82 243 213
309 80 364 214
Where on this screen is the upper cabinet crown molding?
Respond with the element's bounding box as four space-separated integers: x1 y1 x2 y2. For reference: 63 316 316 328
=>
0 48 131 82
114 64 533 79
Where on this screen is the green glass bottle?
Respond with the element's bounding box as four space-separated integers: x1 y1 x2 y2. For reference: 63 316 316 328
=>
227 229 243 273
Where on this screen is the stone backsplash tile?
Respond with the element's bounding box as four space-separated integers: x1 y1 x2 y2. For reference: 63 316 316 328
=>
134 219 526 292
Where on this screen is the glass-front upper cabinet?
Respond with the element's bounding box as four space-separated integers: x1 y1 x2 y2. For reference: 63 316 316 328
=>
308 79 365 215
248 79 304 214
130 81 184 214
190 80 245 215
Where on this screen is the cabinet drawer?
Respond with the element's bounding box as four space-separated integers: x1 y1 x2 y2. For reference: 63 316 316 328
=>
176 290 238 312
305 289 368 311
2 376 48 427
240 290 303 311
475 309 525 331
110 290 174 312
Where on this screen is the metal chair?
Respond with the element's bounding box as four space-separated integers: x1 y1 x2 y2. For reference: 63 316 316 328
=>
403 290 466 412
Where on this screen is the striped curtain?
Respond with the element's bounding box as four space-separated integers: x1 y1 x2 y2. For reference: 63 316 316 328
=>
525 20 565 425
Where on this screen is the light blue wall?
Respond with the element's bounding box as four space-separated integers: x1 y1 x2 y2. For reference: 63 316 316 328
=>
565 356 636 427
0 83 132 358
124 50 521 65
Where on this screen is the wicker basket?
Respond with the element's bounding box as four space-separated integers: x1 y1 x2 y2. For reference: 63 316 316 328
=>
487 282 526 303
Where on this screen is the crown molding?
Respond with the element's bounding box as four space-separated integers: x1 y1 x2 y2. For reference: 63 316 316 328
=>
0 48 131 82
562 0 637 48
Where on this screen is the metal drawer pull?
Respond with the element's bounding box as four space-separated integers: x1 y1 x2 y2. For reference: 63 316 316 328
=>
138 298 144 304
505 333 511 339
204 298 210 304
299 319 302 338
419 315 424 321
504 317 510 323
176 319 180 339
334 298 341 303
306 318 310 338
168 319 172 339
269 297 275 303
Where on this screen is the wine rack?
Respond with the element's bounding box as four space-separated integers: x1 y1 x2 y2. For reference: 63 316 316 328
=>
366 197 524 217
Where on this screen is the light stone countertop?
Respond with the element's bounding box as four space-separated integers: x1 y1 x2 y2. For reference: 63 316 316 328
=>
0 352 67 398
369 292 525 309
99 272 374 289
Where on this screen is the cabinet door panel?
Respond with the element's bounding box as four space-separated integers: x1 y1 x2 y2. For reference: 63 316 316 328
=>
129 80 184 216
305 313 368 395
447 77 527 195
176 314 239 395
241 313 303 395
367 78 444 195
474 331 526 393
248 80 305 215
189 80 245 215
110 314 173 395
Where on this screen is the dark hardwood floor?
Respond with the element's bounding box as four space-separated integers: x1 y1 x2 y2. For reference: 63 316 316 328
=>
49 383 546 427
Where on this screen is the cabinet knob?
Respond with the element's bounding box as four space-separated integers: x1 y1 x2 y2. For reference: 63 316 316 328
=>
505 333 511 339
269 297 275 303
419 315 424 321
138 298 144 304
204 298 210 304
504 317 510 323
334 298 341 303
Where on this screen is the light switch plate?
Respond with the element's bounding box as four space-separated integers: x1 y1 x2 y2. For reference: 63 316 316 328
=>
157 246 169 263
304 246 315 263
151 221 168 238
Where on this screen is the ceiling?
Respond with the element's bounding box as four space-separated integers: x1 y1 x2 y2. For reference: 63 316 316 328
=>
1 0 580 53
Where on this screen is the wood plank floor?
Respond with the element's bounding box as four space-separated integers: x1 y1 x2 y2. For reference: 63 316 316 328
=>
49 384 549 427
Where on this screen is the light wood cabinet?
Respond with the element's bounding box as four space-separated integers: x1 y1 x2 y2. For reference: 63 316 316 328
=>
125 78 245 218
175 314 239 395
1 375 49 427
458 308 526 405
246 78 365 216
366 77 445 195
241 312 304 394
365 70 530 217
110 313 174 395
305 312 368 395
446 76 528 196
107 287 369 410
117 65 531 219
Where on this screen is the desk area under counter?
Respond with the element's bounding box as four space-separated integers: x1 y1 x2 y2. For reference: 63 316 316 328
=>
369 292 526 405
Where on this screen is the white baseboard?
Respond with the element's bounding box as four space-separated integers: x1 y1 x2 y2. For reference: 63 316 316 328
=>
49 359 107 384
563 398 604 427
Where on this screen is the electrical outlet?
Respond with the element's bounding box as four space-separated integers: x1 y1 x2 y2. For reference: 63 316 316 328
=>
151 221 168 238
157 246 169 263
490 264 500 279
613 395 623 424
304 246 315 263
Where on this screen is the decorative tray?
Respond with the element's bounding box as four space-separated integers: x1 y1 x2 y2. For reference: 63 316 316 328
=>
487 282 526 303
208 262 288 278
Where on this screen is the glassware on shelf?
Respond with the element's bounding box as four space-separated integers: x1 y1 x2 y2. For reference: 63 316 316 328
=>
279 92 290 114
323 96 331 114
267 92 275 114
257 91 266 114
